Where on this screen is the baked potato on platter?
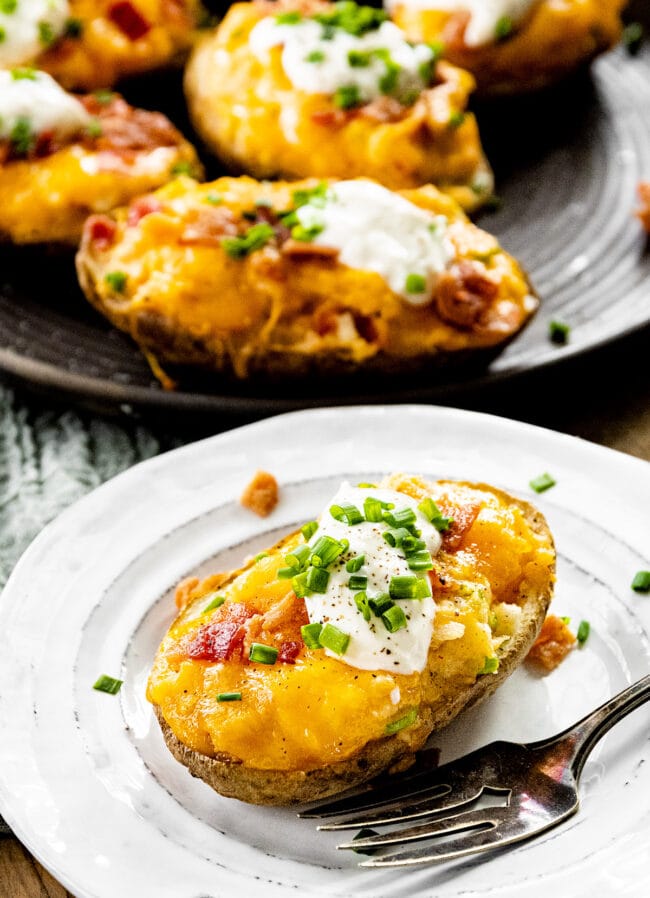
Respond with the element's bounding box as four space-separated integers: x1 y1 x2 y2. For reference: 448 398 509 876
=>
147 473 555 805
0 0 205 90
75 175 537 386
0 69 202 245
387 0 626 95
184 0 493 211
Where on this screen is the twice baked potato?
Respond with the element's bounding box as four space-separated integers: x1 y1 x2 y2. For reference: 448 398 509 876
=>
0 0 205 90
387 0 625 94
0 69 202 245
147 474 556 805
184 0 493 210
76 175 538 385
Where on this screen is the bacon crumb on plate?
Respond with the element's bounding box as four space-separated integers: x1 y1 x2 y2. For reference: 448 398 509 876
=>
526 614 576 672
240 470 279 517
636 182 650 233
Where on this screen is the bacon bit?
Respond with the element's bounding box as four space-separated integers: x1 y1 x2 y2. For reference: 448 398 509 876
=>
127 196 164 226
310 108 356 127
282 239 339 259
428 569 451 592
439 502 482 552
240 470 279 518
184 603 255 662
435 261 499 329
261 591 308 633
162 0 193 28
636 182 650 233
174 576 200 611
108 2 152 40
278 641 302 664
361 96 407 123
241 614 264 659
527 615 577 672
179 206 239 245
86 215 117 250
441 10 472 53
33 130 57 158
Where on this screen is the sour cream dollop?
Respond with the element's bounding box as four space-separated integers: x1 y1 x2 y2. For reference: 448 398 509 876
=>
294 180 454 304
384 0 538 47
304 483 443 674
0 0 70 68
0 69 91 146
249 16 435 105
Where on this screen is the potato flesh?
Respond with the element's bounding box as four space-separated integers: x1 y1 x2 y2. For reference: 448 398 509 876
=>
147 479 555 772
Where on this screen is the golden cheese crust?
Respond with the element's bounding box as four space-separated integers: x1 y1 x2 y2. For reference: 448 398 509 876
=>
0 93 202 246
184 0 493 210
390 0 625 95
75 175 537 385
147 476 556 805
35 0 205 90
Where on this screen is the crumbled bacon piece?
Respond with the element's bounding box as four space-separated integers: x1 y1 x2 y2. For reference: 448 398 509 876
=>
310 108 356 127
108 1 152 40
439 501 482 552
278 641 302 664
435 261 499 329
361 96 407 123
636 182 650 233
527 615 576 672
86 215 118 250
281 239 339 259
240 470 279 518
127 196 164 226
184 603 254 662
179 206 239 244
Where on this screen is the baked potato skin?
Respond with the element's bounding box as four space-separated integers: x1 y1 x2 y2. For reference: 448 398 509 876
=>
147 476 556 805
76 176 537 383
390 0 625 95
184 1 492 210
36 0 205 90
0 96 202 246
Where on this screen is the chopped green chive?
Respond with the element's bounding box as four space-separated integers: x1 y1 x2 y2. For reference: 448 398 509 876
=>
104 271 127 293
305 565 330 593
301 520 319 540
478 656 499 675
401 535 426 555
313 2 387 37
448 111 466 129
222 223 275 258
329 503 364 525
290 223 324 242
205 192 223 205
368 593 394 616
495 15 513 41
171 160 194 176
407 551 434 572
93 674 123 695
10 67 36 80
93 89 115 105
378 62 400 95
405 273 427 294
305 49 326 62
310 534 346 567
389 575 431 600
277 566 299 579
9 117 33 156
549 320 570 345
560 615 571 625
203 593 225 613
529 472 556 493
383 507 417 529
348 49 371 67
383 527 412 549
632 571 650 593
0 27 5 43
285 544 311 571
301 622 323 648
346 554 365 573
348 574 368 591
319 623 350 655
217 692 242 702
363 496 384 522
382 604 407 633
333 84 362 109
249 642 279 664
385 708 417 735
292 181 331 209
0 0 17 12
357 482 377 488
86 117 103 139
254 552 269 563
622 22 644 55
38 21 55 45
276 10 302 23
576 620 590 644
291 571 311 597
354 591 371 621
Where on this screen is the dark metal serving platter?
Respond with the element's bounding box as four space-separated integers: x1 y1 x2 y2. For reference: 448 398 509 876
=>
1 8 649 418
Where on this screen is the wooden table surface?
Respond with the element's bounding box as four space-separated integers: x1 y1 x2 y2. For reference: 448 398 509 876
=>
1 325 649 897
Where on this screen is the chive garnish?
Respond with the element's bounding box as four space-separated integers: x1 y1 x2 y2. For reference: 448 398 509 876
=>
310 534 346 566
385 708 417 735
305 49 325 62
549 320 570 345
383 507 417 529
38 21 55 45
291 571 311 597
354 591 371 621
93 89 115 105
632 571 650 592
333 84 362 109
305 565 330 593
448 111 465 129
417 498 452 531
171 160 194 176
329 503 364 525
93 674 123 695
348 49 371 67
383 527 412 548
357 482 377 488
285 544 311 571
105 271 127 293
319 623 350 655
301 622 323 648
275 10 302 23
529 472 556 493
249 642 279 664
346 554 365 573
203 593 225 613
405 273 427 294
86 117 103 138
10 67 36 80
623 22 644 55
217 692 242 702
478 657 499 675
254 552 269 563
368 593 393 616
291 223 324 242
576 620 590 644
205 192 223 205
9 117 33 156
301 521 319 540
348 574 368 591
222 223 275 258
382 604 407 633
494 15 513 41
389 575 431 600
363 496 384 522
407 551 433 572
277 566 299 579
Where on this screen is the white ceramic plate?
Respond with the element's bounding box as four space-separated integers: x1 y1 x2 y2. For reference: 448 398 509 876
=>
0 405 649 898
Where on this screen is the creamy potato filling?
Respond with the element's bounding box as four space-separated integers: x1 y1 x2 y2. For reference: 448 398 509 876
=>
0 0 69 67
0 69 90 150
293 180 454 303
384 0 539 46
249 6 437 107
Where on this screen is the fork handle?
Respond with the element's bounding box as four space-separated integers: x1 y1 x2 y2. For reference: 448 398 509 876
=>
538 674 650 779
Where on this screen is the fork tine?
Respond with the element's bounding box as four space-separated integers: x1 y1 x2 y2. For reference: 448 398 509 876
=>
316 783 485 831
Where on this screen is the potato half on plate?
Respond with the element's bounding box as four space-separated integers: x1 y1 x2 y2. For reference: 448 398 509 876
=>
0 70 202 246
0 0 205 90
388 0 625 95
76 176 538 385
185 0 493 211
147 474 556 805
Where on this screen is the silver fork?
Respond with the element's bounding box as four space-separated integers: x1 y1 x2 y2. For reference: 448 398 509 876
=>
299 674 650 867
